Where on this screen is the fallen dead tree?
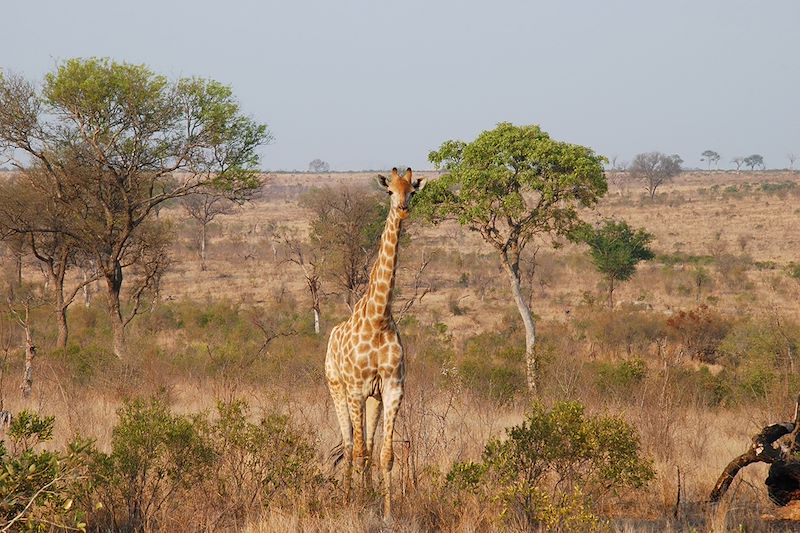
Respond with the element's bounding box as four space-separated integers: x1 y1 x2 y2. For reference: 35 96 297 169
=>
710 394 800 506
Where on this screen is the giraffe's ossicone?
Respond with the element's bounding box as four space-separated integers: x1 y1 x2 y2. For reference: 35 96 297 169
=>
325 167 425 518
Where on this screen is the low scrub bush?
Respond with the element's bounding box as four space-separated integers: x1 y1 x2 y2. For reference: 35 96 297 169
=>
88 395 320 531
201 400 321 528
458 330 526 403
0 411 92 532
666 305 731 363
90 395 214 531
447 401 654 531
594 358 647 396
576 306 666 357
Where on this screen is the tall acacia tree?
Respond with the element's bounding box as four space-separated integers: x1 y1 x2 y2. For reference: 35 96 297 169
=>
416 122 607 393
0 59 269 358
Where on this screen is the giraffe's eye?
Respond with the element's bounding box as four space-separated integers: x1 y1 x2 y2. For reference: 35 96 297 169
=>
386 190 393 195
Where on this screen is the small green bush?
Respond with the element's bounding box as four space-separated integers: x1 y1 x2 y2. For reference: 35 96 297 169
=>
90 395 214 532
0 411 92 532
448 401 654 531
595 358 647 395
202 400 321 524
458 330 526 403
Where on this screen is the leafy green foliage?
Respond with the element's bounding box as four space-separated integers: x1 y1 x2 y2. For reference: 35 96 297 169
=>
0 411 92 532
595 358 647 395
0 57 270 357
447 401 653 531
88 395 320 531
458 330 526 403
416 122 607 390
418 122 607 248
90 395 214 531
202 400 321 524
576 220 654 306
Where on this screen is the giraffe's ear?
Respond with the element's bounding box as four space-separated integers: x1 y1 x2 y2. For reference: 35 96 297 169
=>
377 174 389 189
412 177 426 191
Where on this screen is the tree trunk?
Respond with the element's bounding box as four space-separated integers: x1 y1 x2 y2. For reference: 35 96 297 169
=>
46 266 69 350
314 307 321 335
83 270 91 307
502 260 537 395
55 305 68 350
105 263 126 359
200 222 207 271
608 277 615 309
20 323 35 398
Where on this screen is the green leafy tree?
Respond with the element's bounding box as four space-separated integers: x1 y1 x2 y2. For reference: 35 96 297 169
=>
0 58 269 358
578 220 654 308
416 122 606 393
628 151 683 199
744 154 765 171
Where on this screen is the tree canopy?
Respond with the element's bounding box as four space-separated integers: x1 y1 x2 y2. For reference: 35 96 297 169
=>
577 220 654 307
627 152 683 199
0 58 270 358
744 154 765 171
416 122 607 392
701 150 720 170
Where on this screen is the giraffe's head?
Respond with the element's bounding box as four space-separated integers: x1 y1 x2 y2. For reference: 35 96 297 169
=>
377 167 425 220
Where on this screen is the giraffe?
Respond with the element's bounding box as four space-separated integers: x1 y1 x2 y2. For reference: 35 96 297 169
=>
325 167 425 517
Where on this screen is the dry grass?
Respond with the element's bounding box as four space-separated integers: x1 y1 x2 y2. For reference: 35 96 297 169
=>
5 170 800 531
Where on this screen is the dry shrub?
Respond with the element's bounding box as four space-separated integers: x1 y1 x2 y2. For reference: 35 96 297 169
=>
576 305 666 358
666 305 730 363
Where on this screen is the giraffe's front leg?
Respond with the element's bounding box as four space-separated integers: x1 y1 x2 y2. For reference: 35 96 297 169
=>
380 380 404 518
347 394 367 492
328 380 353 504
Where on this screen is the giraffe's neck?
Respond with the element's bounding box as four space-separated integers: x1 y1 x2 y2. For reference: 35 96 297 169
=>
364 207 402 322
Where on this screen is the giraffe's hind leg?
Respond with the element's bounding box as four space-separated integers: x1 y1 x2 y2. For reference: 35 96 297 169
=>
364 395 382 490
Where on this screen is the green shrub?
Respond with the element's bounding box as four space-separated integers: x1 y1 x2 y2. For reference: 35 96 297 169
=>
90 395 214 532
595 358 647 395
0 411 92 532
459 330 526 403
202 400 321 525
448 401 654 531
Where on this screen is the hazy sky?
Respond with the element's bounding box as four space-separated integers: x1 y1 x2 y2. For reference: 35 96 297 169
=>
2 0 798 171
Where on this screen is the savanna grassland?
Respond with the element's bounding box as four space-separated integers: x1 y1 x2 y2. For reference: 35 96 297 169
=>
3 170 800 532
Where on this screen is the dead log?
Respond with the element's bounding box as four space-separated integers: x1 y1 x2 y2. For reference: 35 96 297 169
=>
710 394 800 506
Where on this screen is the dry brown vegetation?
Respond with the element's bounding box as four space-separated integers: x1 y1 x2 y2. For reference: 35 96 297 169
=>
3 170 800 531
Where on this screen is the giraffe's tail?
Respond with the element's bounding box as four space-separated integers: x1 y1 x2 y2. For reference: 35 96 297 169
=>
328 441 345 471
